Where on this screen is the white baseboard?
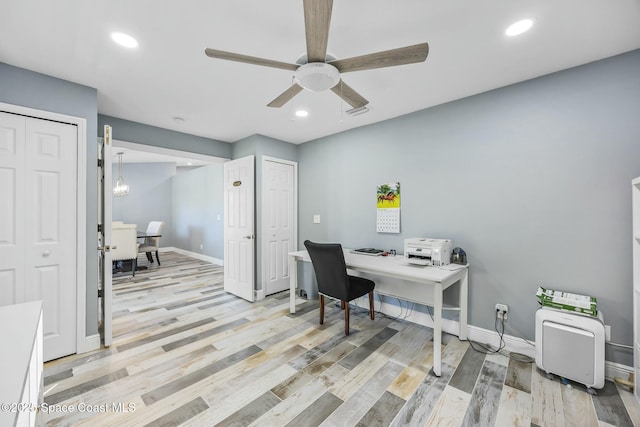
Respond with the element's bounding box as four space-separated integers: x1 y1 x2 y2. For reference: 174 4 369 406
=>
355 297 632 382
81 334 101 353
161 246 223 266
606 361 634 383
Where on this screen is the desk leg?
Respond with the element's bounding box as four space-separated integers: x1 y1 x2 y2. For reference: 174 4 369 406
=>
459 269 468 340
433 283 443 377
289 255 297 314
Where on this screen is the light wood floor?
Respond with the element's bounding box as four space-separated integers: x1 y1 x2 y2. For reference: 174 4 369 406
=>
41 252 640 426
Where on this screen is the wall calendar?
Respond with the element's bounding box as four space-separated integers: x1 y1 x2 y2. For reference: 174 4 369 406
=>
376 182 400 233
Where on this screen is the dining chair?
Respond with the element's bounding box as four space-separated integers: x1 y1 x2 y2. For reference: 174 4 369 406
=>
304 240 375 335
111 223 138 276
138 221 164 265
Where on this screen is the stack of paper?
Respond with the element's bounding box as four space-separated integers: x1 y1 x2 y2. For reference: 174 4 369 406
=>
536 286 598 317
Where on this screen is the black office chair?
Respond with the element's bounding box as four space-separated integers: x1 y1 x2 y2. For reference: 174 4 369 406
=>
304 240 375 335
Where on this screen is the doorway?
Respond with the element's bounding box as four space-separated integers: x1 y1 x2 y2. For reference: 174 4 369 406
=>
102 138 227 341
262 156 297 296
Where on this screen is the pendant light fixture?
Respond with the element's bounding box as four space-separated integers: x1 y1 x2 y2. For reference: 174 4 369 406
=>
113 152 130 196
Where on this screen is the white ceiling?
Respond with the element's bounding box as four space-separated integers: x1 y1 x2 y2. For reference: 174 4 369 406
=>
2 1 640 145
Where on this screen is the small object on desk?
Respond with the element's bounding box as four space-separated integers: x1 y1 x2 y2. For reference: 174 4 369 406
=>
352 248 384 256
451 247 467 264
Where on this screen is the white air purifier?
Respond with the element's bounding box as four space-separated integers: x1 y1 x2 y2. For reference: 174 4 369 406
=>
535 308 605 390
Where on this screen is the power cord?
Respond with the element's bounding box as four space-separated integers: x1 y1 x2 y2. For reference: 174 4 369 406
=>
467 315 535 364
347 295 534 364
468 315 506 355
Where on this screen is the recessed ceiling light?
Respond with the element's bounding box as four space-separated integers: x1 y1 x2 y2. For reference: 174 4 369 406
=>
111 32 138 48
505 19 534 37
187 162 193 166
295 110 309 118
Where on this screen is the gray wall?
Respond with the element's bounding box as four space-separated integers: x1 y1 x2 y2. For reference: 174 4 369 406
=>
98 115 232 159
111 161 225 260
100 115 230 263
0 62 99 335
172 164 225 260
112 162 176 246
297 49 640 365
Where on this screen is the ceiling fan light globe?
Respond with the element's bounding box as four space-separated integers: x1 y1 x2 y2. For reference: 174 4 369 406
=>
295 63 340 92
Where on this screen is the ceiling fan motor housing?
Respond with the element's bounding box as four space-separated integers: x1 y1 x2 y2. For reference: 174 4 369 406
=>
295 62 340 92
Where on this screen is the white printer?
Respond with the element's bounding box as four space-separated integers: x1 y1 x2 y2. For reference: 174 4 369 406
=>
404 238 453 266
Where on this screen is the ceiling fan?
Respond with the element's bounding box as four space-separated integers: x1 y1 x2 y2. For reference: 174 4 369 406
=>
204 0 429 109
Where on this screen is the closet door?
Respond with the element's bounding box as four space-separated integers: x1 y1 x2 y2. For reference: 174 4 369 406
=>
0 111 78 361
263 157 296 296
0 112 26 304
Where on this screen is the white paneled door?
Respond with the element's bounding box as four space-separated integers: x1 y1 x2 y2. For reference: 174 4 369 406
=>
224 155 255 302
263 158 296 296
0 111 78 361
0 113 25 303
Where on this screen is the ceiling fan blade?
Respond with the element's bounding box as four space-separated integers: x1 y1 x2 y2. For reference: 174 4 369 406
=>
204 48 298 71
330 42 429 73
267 84 304 108
330 80 369 109
303 0 333 62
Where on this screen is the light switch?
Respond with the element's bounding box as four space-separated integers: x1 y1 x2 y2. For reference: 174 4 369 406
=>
313 215 321 224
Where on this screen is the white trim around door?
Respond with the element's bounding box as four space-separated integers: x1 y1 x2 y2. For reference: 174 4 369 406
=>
261 156 298 298
0 102 87 355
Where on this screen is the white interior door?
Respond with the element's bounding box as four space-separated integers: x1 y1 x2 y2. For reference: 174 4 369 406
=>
224 155 255 302
0 112 26 304
98 125 113 347
0 111 78 361
263 157 296 296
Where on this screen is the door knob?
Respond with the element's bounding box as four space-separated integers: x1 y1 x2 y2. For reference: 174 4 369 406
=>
243 235 255 239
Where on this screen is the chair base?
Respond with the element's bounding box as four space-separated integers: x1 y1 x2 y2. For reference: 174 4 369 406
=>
113 259 137 276
319 292 375 336
144 250 161 265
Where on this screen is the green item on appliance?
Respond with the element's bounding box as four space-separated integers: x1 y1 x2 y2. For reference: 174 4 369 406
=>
535 286 598 317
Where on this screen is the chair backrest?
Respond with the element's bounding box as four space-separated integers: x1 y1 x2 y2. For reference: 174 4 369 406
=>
111 223 138 261
146 221 164 235
304 240 350 301
144 221 164 248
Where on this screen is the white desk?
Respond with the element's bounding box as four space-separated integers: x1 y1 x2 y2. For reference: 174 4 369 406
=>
288 249 468 377
0 301 43 427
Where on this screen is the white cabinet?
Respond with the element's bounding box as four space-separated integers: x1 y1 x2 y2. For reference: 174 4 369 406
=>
0 301 43 427
633 177 640 402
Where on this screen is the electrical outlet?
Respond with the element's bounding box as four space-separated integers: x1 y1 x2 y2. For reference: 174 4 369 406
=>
495 303 508 321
